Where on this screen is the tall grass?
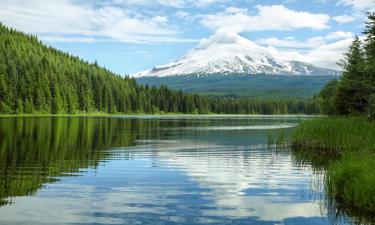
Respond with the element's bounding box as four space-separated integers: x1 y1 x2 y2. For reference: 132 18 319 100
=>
291 117 375 156
326 155 375 219
290 117 375 222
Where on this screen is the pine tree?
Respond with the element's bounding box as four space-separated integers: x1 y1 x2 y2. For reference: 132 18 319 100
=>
363 12 375 119
334 36 367 114
364 12 375 83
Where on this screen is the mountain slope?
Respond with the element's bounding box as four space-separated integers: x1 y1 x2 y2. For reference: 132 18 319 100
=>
0 24 319 115
137 74 336 98
133 33 340 77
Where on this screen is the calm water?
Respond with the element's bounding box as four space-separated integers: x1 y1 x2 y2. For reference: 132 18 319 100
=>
0 116 350 225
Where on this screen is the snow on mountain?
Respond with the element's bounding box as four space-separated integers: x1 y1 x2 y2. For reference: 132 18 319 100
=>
133 33 341 77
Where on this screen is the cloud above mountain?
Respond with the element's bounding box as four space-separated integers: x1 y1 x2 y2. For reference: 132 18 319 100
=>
201 5 331 33
0 0 369 74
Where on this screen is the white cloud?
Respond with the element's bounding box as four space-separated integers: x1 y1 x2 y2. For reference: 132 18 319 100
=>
304 38 354 69
337 0 375 11
269 37 354 69
325 31 354 40
201 5 330 33
176 11 190 18
333 14 356 23
112 0 228 7
0 0 195 43
257 37 326 49
256 33 355 69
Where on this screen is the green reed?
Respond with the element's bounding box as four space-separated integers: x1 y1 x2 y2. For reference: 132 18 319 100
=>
290 117 375 223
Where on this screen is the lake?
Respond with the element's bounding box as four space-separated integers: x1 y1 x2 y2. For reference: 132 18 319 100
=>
0 116 351 225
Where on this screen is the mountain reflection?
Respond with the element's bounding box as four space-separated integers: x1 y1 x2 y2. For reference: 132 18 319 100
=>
0 116 282 206
0 116 340 225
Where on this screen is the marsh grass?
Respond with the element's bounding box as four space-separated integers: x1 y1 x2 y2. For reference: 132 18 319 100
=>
290 117 375 223
326 155 375 223
291 117 375 157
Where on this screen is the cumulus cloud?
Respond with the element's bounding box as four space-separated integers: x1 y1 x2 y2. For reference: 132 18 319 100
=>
112 0 228 7
268 37 354 69
256 33 355 69
0 0 361 70
325 31 354 40
257 37 326 49
201 5 331 33
337 0 375 11
0 0 196 43
333 14 356 23
303 38 354 68
198 5 358 69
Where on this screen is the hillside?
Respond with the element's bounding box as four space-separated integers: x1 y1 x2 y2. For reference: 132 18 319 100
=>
137 74 335 98
0 23 320 115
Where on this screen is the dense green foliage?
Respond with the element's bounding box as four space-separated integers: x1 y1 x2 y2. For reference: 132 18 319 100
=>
137 74 335 99
335 37 369 114
291 117 375 222
319 12 375 118
319 79 339 115
0 23 319 115
326 155 375 218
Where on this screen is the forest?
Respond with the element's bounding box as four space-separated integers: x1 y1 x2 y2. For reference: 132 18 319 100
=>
318 12 375 119
0 23 319 115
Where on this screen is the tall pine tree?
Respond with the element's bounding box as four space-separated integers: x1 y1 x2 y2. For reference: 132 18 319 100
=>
334 36 368 114
364 12 375 119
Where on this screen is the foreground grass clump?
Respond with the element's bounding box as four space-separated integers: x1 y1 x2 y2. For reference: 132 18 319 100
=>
326 155 375 216
291 117 375 156
290 117 375 222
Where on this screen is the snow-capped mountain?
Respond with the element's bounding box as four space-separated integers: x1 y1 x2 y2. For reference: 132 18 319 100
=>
133 33 340 77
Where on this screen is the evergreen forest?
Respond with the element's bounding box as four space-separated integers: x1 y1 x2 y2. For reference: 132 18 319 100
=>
318 12 375 119
0 23 319 115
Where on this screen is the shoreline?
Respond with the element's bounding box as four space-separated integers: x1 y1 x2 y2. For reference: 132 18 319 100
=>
0 113 323 118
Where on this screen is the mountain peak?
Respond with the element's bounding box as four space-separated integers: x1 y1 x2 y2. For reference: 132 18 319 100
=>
133 33 340 77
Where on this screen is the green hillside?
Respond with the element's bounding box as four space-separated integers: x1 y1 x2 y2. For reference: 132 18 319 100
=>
137 74 336 98
0 23 319 115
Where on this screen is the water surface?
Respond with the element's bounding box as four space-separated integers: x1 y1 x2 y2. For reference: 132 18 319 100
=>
0 116 349 225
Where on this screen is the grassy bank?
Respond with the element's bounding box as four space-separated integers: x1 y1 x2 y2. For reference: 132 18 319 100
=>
290 117 375 222
291 117 375 156
326 155 375 218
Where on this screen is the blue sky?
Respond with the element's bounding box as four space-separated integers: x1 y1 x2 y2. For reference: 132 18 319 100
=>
0 0 374 75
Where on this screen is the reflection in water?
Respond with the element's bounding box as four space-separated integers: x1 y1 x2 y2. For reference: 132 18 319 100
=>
0 117 163 206
130 140 324 220
0 116 352 225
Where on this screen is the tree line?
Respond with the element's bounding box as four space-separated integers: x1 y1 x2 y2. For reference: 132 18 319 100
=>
0 23 319 115
319 12 375 119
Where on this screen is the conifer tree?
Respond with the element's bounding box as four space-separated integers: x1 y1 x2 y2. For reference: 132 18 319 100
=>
363 12 375 119
334 36 367 114
364 12 375 82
